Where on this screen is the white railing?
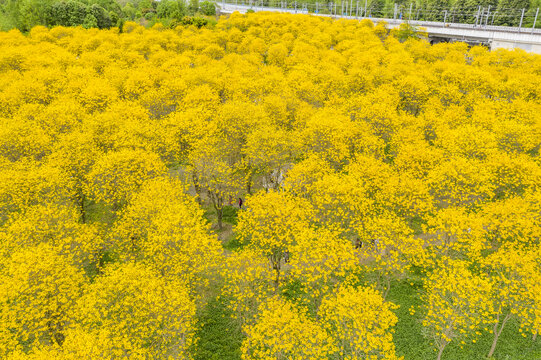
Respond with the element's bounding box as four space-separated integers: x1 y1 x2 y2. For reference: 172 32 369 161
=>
218 2 541 35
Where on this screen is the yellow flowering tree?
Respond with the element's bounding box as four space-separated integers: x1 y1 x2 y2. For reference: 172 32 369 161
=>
318 286 401 360
188 135 246 230
86 148 167 210
220 248 275 325
74 262 196 359
426 206 488 259
481 196 541 250
6 329 146 360
421 259 493 360
0 161 72 225
0 244 86 355
282 155 333 196
0 204 102 270
243 125 298 192
113 177 223 293
236 190 314 291
46 131 100 223
241 297 336 360
482 246 541 357
289 228 359 309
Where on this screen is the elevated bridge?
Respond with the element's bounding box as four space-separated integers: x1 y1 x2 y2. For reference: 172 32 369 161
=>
218 2 541 54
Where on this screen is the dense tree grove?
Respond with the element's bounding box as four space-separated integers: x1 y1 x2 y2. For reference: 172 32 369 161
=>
0 0 217 31
1 0 541 31
0 11 540 360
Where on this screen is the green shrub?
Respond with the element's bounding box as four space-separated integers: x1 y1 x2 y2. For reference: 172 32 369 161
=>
200 1 217 16
82 13 98 29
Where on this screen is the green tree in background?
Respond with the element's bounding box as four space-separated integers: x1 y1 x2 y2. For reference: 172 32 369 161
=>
422 0 452 21
451 0 497 23
18 0 55 31
92 0 122 14
189 0 200 14
138 0 155 14
494 0 530 25
200 1 216 15
82 12 98 28
157 0 187 20
47 1 87 27
122 2 137 19
89 3 111 28
109 10 119 25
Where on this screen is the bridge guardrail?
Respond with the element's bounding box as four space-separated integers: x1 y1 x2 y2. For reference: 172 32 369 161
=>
217 1 541 35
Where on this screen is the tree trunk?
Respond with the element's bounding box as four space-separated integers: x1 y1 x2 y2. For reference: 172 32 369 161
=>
130 236 138 256
209 191 224 230
96 248 107 275
437 341 448 360
74 186 86 224
246 171 253 195
216 207 223 230
76 188 86 224
488 312 511 358
46 310 65 346
382 276 391 300
533 331 537 341
273 267 280 292
272 169 282 190
272 257 281 293
192 172 202 205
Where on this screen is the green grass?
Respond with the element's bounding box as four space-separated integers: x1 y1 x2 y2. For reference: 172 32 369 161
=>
190 278 540 360
222 234 245 251
203 205 239 224
388 280 541 360
222 205 239 225
193 297 244 360
409 215 428 236
85 200 117 226
203 204 240 246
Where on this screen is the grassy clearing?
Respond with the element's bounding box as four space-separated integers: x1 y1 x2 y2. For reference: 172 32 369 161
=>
389 279 541 360
193 275 540 360
85 200 116 226
193 297 244 360
197 204 540 360
203 204 240 245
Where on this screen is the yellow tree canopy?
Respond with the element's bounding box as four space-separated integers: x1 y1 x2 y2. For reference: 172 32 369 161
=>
242 297 336 360
319 286 401 360
0 244 86 355
85 148 167 209
113 177 223 293
73 262 196 359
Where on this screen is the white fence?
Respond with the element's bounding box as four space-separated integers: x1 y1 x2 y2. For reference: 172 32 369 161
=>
218 2 541 53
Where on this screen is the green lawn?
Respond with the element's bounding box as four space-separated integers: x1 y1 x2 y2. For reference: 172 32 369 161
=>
193 277 540 360
388 280 541 360
193 297 244 360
